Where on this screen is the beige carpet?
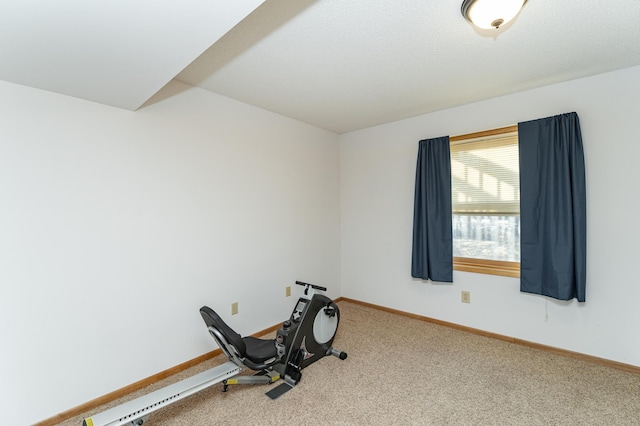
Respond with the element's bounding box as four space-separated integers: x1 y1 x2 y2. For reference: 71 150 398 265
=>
60 301 640 425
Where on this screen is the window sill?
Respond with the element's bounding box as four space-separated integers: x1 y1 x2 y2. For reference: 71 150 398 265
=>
453 257 520 278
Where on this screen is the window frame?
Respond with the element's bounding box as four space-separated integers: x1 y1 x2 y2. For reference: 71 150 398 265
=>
450 125 520 278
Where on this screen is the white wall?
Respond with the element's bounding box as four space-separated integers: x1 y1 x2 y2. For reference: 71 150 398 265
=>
0 80 340 425
340 66 640 368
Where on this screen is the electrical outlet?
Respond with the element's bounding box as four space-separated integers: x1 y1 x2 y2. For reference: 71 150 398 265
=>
285 286 291 297
461 291 471 304
231 302 238 315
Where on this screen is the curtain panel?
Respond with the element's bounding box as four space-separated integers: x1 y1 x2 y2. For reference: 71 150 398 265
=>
411 136 453 282
518 112 587 302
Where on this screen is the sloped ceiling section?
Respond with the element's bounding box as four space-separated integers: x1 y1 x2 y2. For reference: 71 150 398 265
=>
0 0 265 110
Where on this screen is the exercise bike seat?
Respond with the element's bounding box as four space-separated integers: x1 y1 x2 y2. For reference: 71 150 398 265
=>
200 306 280 371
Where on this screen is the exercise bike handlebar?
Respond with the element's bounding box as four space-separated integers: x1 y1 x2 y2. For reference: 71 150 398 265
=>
295 281 327 292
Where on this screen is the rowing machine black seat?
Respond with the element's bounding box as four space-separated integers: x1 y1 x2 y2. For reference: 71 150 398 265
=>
200 306 281 371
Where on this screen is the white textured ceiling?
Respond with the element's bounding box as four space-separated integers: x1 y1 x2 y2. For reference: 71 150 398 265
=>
0 0 265 110
2 0 640 133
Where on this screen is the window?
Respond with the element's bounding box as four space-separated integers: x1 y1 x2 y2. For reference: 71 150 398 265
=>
450 125 520 277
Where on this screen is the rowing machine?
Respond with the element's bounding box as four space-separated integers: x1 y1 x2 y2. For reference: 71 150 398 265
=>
82 281 346 425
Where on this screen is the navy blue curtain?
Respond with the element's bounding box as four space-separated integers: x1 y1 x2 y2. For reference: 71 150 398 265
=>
411 136 453 282
519 112 586 302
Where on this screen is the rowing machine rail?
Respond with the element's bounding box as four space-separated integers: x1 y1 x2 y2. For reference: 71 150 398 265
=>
82 362 240 426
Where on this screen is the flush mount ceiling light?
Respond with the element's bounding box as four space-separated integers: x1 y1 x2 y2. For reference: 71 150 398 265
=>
461 0 527 29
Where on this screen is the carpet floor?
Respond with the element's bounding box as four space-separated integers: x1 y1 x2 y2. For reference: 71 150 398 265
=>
60 301 640 425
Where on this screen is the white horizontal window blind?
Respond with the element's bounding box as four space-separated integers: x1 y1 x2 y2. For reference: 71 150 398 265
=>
450 132 520 215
